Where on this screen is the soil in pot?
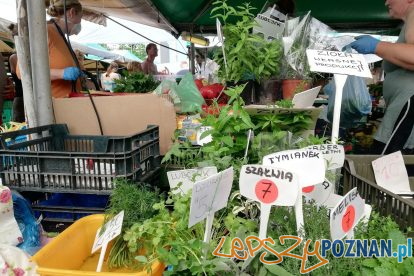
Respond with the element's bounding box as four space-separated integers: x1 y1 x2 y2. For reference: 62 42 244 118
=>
282 79 311 100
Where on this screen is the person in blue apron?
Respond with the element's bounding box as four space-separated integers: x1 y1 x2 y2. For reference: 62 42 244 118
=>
346 0 414 155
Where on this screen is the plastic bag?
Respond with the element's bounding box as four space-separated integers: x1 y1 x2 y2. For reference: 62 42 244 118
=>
12 191 42 255
153 79 181 104
175 73 205 113
324 75 372 128
282 12 338 79
0 186 23 246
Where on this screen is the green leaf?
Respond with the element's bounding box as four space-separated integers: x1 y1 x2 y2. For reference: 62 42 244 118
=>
135 255 148 263
362 258 379 268
265 264 294 276
222 136 234 147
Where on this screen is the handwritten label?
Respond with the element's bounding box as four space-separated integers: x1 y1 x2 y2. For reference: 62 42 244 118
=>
253 11 285 40
263 148 325 187
240 165 299 206
306 49 372 78
92 211 124 254
196 126 213 146
302 179 334 206
188 167 233 227
372 151 412 194
167 166 217 194
330 188 365 240
307 144 345 170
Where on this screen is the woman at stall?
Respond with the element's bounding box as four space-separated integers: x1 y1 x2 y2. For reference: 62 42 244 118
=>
101 62 121 92
346 0 414 154
17 0 83 98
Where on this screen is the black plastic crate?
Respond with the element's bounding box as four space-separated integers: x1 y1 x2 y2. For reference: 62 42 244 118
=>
343 155 414 230
0 124 160 194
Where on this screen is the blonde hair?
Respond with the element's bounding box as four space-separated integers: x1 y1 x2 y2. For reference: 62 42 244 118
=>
105 62 119 77
127 61 142 72
46 0 82 17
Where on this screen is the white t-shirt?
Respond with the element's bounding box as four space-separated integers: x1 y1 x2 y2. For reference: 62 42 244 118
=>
101 72 121 92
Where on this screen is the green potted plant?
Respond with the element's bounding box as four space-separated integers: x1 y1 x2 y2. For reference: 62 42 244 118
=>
212 0 283 104
280 14 314 99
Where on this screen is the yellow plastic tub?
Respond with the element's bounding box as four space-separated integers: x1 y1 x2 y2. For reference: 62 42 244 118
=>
32 214 164 276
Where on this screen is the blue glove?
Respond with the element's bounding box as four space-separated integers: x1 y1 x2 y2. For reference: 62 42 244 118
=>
346 35 380 54
63 67 81 81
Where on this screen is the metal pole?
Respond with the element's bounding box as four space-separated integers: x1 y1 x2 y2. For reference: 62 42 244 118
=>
190 43 195 75
26 0 54 126
15 0 37 127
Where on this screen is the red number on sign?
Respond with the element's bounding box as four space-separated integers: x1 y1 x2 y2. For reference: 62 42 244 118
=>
255 179 278 204
341 205 356 232
302 186 315 193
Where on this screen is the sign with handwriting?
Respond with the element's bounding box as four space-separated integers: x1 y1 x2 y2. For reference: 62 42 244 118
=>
240 165 299 239
302 179 334 206
188 167 233 228
92 211 124 254
239 165 299 206
330 188 365 240
372 151 412 194
167 166 218 194
307 144 345 170
306 49 372 78
263 148 325 187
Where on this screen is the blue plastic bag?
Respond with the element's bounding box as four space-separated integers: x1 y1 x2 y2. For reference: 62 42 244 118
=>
12 191 41 255
324 75 372 128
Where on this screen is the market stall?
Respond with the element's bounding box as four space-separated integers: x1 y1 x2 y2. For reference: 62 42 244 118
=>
0 1 413 275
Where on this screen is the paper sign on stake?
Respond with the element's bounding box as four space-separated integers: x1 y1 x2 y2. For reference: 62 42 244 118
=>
372 151 413 195
239 165 299 239
92 211 124 272
330 188 365 241
263 148 325 187
196 126 213 146
216 18 228 77
189 167 234 242
253 8 285 40
167 166 218 195
306 144 345 170
306 49 372 78
302 179 335 207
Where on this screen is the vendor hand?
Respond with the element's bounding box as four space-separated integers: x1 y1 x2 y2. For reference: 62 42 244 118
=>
63 67 81 81
345 35 380 54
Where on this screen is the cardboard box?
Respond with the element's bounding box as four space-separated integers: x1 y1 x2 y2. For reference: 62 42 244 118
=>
53 94 176 155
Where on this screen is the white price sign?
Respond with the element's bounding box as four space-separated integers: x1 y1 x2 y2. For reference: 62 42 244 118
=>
302 179 335 207
239 165 299 206
263 148 325 187
307 144 345 170
188 167 233 228
306 49 372 78
167 166 218 194
253 11 285 40
372 151 412 194
92 211 124 254
330 188 365 240
239 165 299 239
92 211 124 272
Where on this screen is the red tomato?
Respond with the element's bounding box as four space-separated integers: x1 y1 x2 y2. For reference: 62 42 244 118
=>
194 79 204 90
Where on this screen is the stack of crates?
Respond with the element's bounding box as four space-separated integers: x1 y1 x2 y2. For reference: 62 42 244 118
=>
2 100 12 125
0 124 161 229
343 155 414 231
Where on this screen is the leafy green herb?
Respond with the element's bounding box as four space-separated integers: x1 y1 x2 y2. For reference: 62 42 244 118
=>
211 0 282 83
105 178 161 269
113 72 160 93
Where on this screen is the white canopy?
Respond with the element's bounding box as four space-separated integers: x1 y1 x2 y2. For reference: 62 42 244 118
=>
72 16 177 44
70 41 137 63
